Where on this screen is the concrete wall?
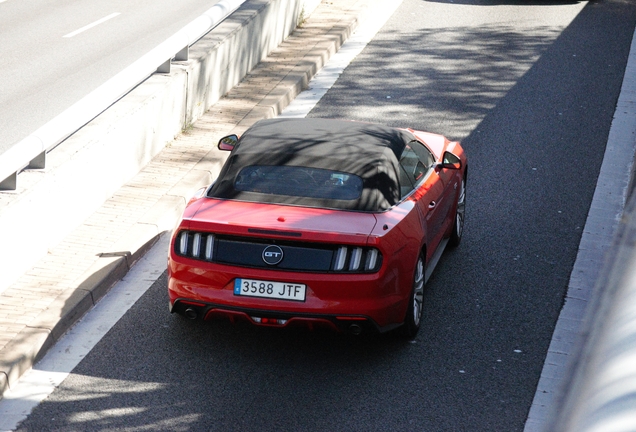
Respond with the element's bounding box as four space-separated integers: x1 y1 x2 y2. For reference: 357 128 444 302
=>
183 0 302 124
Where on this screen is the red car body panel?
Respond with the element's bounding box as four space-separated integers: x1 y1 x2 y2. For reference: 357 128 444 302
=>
187 200 379 241
167 120 467 334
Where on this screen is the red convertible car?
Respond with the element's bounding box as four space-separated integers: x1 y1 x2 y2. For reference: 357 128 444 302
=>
168 118 466 337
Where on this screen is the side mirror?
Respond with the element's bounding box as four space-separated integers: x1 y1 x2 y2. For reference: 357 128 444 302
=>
218 134 239 151
437 151 462 170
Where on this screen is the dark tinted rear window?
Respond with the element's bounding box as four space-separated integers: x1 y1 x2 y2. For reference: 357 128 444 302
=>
235 165 363 200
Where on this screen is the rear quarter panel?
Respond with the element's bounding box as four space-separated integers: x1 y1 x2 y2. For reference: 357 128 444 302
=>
369 200 423 305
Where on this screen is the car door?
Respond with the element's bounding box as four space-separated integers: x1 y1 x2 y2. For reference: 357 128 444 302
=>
398 141 447 262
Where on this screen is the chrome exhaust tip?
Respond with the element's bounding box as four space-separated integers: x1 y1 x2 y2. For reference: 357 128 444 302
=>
184 308 198 320
349 323 363 336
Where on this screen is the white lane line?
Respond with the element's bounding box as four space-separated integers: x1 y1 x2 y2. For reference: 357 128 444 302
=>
279 0 404 119
0 234 169 432
63 12 120 38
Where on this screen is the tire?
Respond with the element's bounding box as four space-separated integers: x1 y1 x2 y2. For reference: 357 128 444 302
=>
400 253 425 339
449 172 466 247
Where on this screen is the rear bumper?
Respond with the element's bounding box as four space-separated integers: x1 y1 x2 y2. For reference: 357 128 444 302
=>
168 250 413 330
170 298 401 334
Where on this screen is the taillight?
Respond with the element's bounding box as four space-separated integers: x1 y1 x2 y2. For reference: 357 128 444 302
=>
349 248 362 271
365 249 379 270
330 246 382 272
192 233 202 258
178 231 189 255
175 230 215 261
334 246 347 271
205 234 214 260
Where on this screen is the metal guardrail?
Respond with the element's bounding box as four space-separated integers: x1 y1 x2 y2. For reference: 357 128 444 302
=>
0 0 247 191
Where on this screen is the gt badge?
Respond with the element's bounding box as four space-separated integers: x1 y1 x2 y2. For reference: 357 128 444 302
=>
262 245 284 265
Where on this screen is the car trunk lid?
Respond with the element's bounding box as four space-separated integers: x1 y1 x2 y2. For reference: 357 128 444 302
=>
186 198 378 244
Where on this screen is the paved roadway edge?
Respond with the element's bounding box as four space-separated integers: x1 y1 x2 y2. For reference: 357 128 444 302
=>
524 19 636 432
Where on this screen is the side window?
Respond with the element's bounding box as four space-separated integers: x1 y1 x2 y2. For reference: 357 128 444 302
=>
409 140 435 170
398 162 415 198
398 145 421 198
398 141 434 198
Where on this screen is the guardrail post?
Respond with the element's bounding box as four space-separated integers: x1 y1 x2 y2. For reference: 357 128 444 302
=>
157 59 171 74
28 151 46 170
175 46 189 61
0 172 17 191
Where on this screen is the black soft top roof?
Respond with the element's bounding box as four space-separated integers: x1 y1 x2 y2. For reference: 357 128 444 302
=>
208 118 415 211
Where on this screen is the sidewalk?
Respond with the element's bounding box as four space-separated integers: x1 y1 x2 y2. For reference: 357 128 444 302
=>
0 0 381 399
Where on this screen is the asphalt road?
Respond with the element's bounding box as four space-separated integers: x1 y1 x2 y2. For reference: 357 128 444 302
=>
14 0 636 431
0 0 220 156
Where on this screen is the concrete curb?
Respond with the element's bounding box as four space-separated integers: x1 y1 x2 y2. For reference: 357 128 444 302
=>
0 0 370 400
0 231 163 397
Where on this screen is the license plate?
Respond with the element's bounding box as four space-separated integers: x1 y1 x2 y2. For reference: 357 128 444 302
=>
234 278 306 302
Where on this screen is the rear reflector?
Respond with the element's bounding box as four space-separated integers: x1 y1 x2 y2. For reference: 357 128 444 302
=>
251 316 288 325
